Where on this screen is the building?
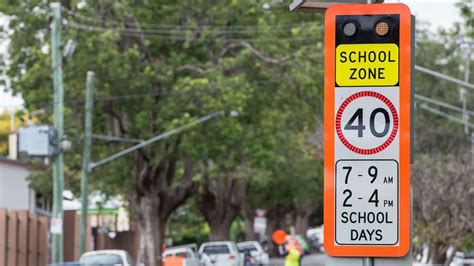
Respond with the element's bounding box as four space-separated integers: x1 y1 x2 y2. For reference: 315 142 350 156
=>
0 158 36 212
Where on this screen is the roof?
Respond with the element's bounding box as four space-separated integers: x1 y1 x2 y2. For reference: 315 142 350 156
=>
0 158 27 168
163 247 194 255
81 249 129 256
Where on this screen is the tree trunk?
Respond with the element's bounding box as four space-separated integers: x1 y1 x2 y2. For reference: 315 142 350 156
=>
444 247 457 266
134 195 160 266
209 219 234 241
242 201 257 241
295 213 310 235
429 242 448 265
265 205 292 256
131 156 197 266
197 168 247 241
294 202 318 235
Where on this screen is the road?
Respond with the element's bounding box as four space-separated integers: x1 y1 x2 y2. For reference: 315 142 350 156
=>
268 253 325 266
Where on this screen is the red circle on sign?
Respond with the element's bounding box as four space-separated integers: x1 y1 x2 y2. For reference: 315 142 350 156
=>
335 91 398 155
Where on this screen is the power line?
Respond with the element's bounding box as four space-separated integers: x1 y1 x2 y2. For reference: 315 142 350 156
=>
418 103 474 129
415 94 474 116
62 7 323 31
0 78 289 109
415 65 474 90
67 21 321 42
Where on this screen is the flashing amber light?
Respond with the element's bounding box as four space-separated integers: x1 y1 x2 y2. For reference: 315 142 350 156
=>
375 20 390 36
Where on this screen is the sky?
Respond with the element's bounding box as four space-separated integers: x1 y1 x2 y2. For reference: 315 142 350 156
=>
0 0 466 112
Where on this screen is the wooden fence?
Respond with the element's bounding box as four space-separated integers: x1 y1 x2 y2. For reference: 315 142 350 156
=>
0 209 49 266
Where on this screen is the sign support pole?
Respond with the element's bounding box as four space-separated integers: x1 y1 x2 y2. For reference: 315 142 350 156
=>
50 2 64 263
362 257 374 266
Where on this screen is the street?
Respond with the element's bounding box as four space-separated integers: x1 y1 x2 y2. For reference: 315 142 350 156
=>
269 253 325 266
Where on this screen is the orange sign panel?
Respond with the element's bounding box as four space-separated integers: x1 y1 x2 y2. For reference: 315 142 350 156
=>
323 3 412 257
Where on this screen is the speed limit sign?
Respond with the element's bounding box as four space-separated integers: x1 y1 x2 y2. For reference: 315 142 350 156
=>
323 4 412 257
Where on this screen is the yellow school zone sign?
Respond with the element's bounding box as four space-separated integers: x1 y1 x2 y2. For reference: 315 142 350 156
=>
336 43 399 86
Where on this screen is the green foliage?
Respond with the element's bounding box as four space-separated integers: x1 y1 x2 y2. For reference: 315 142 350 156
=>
459 232 474 252
26 157 53 195
2 0 323 242
167 202 209 246
456 0 473 38
414 24 473 155
230 216 246 243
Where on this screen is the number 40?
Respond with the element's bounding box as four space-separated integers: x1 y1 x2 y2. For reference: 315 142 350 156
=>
344 108 390 138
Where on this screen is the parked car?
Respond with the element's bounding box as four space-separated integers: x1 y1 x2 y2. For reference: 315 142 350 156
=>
48 263 81 266
199 241 243 266
163 246 200 266
450 251 474 266
306 226 324 252
79 249 134 265
237 241 269 265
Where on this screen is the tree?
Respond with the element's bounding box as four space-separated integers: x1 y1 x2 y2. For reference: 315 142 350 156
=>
411 6 473 264
167 201 209 246
456 0 473 38
1 1 326 265
412 153 473 264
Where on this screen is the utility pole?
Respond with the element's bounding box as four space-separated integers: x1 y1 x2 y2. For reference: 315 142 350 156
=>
79 71 95 256
459 39 472 163
460 43 470 135
50 2 65 263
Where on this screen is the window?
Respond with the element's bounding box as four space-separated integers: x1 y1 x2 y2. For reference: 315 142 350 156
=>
202 245 230 255
80 254 123 265
238 245 258 253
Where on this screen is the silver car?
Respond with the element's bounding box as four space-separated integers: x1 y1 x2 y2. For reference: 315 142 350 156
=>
79 249 134 265
237 241 269 265
199 241 243 266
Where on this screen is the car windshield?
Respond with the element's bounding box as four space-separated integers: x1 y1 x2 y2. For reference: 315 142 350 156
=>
238 245 258 252
80 254 123 265
167 251 189 258
203 245 230 255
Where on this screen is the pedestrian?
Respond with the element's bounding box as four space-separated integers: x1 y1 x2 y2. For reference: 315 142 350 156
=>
284 241 301 266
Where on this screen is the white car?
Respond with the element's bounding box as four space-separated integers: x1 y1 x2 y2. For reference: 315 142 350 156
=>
163 246 200 266
79 249 133 265
199 241 243 266
307 226 324 252
450 251 474 266
237 241 269 265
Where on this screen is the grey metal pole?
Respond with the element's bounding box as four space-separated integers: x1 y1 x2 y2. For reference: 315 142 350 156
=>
362 257 374 266
471 133 474 165
79 71 95 256
91 134 143 143
463 46 473 164
461 44 471 142
89 111 225 170
50 2 65 263
460 47 470 135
